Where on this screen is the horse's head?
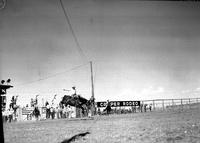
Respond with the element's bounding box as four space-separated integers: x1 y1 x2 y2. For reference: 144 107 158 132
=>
77 95 88 104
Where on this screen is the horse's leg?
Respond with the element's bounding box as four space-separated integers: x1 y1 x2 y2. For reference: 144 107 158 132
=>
84 105 89 117
79 106 85 116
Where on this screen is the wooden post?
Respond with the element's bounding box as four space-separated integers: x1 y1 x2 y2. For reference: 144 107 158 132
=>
162 100 164 111
90 61 95 116
172 99 174 111
153 100 155 111
189 98 191 109
0 83 13 143
0 95 4 143
181 99 183 111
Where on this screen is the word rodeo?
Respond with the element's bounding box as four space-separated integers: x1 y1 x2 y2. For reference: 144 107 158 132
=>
97 101 140 107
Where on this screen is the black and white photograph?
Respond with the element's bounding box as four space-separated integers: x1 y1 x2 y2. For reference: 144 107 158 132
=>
1 0 200 143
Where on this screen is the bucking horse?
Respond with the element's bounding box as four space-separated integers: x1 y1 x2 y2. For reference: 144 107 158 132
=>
60 95 94 116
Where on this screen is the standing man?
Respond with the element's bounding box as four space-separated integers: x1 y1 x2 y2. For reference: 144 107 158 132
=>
30 98 34 107
35 95 39 106
45 101 50 119
10 96 17 109
67 105 72 118
8 108 13 123
105 100 111 115
50 107 55 119
33 106 40 121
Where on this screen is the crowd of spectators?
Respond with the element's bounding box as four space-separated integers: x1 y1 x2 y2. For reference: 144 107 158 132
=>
45 101 74 119
2 96 18 123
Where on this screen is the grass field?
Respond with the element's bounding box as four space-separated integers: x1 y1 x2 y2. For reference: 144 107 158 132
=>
3 105 200 143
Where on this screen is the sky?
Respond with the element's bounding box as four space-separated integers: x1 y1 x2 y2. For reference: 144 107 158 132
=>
1 0 200 106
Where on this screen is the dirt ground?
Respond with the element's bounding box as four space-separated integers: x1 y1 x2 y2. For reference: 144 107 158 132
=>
3 105 200 143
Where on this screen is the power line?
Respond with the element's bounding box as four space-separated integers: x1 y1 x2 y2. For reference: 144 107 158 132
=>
59 0 88 62
15 62 89 87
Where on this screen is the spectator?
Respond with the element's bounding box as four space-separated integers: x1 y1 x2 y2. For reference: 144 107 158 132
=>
8 108 13 123
105 100 111 115
46 102 50 119
67 105 72 118
55 107 59 119
50 107 55 119
149 104 152 111
59 104 63 118
31 98 34 107
144 104 147 112
140 104 143 112
132 106 136 113
97 108 101 115
33 106 40 121
63 106 67 118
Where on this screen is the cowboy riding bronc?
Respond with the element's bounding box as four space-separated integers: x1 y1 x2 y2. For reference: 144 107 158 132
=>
71 86 81 105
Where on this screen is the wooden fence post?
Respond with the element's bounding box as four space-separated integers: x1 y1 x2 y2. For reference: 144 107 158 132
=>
162 100 164 111
181 99 183 111
189 98 191 109
153 100 155 111
172 99 174 111
141 101 144 112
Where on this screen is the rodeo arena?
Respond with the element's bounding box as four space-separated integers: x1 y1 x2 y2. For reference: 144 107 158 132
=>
1 80 200 143
1 0 200 143
1 84 142 123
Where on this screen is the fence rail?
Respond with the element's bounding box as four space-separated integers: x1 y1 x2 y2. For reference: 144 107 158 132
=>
141 97 200 111
96 97 200 114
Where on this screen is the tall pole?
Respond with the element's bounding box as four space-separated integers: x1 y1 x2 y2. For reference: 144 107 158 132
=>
0 83 13 143
0 92 4 143
90 61 94 99
90 61 95 115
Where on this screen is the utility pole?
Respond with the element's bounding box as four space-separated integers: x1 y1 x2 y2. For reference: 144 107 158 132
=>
90 61 95 115
0 79 13 143
90 61 94 99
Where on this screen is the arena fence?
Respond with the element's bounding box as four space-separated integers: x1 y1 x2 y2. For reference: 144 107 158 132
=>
141 97 200 111
96 97 200 114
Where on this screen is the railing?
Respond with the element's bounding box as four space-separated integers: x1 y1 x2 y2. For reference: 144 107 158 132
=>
141 97 200 111
96 97 200 114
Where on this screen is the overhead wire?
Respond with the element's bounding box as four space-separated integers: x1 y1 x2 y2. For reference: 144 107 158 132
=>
11 0 92 95
15 62 90 87
59 0 88 62
14 0 90 87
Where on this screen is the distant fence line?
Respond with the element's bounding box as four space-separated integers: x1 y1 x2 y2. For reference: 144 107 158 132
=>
141 97 200 111
96 97 200 112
